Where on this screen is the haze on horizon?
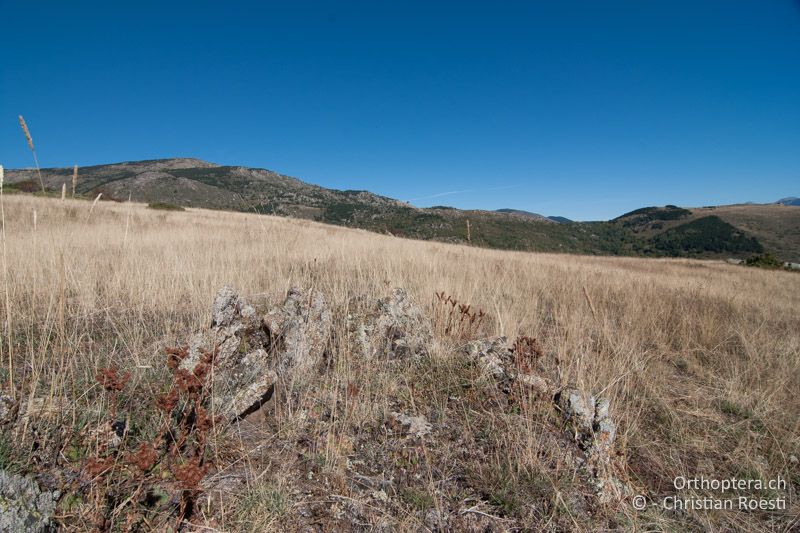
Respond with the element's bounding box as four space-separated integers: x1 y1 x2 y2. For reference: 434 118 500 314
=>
1 1 798 221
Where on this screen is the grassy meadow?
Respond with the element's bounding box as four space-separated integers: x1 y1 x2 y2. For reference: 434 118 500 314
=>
0 193 798 531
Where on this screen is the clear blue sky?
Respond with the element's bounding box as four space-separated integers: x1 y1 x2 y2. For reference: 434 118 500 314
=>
2 1 798 220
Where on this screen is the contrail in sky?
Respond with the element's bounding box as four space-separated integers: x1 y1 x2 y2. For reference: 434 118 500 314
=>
408 184 523 202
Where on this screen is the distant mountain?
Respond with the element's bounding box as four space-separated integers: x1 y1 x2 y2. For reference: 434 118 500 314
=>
495 209 573 224
776 197 800 206
5 159 798 261
494 208 551 222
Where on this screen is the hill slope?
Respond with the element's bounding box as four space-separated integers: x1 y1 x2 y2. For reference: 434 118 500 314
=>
4 159 635 256
7 159 798 261
776 197 800 206
1 194 798 532
612 204 800 261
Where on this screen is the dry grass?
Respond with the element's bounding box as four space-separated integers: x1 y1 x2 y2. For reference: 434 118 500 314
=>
17 115 46 194
0 193 798 531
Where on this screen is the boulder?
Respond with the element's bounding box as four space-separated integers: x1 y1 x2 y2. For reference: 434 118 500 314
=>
557 388 622 504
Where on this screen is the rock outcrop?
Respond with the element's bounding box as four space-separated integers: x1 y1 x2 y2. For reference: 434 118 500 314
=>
264 288 332 379
465 336 626 506
178 286 333 421
0 470 59 533
353 288 432 360
465 336 514 380
557 388 623 504
465 336 555 395
389 412 432 439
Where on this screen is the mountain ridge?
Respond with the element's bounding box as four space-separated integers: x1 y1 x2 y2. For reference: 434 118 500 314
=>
6 158 799 261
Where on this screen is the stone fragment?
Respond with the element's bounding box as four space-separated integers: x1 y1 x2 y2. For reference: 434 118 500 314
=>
0 470 59 533
0 394 17 425
465 337 512 379
559 388 596 434
390 412 432 438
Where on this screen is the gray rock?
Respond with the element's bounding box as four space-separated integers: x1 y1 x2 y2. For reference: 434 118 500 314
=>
0 395 17 425
593 398 616 453
182 287 276 420
211 285 241 327
0 470 59 533
559 388 596 434
264 288 332 380
215 350 278 421
366 289 432 359
465 337 512 379
390 412 432 438
181 286 334 421
517 373 553 395
424 509 448 531
558 389 623 504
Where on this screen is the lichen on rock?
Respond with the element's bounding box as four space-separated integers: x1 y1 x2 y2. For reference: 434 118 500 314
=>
180 286 332 421
0 470 59 533
353 288 433 360
264 288 332 379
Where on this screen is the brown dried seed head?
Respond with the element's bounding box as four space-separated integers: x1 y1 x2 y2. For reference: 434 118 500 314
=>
18 115 34 151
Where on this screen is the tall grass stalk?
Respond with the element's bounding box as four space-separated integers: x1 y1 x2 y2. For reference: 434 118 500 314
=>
18 116 46 194
0 166 12 396
88 193 103 220
123 192 133 247
72 165 78 198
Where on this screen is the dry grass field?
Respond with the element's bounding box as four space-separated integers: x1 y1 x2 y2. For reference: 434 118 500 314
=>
1 193 798 531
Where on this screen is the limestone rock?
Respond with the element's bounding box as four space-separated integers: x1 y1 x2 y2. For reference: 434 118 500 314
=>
465 337 513 379
424 509 448 531
557 388 622 504
182 287 277 420
0 470 59 533
211 285 254 328
390 412 432 438
264 288 332 379
180 286 334 421
0 394 17 425
364 289 432 359
558 388 596 435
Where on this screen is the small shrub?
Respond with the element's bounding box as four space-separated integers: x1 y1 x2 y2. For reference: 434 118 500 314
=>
148 202 185 211
717 399 752 420
235 482 291 532
744 253 783 269
4 180 40 193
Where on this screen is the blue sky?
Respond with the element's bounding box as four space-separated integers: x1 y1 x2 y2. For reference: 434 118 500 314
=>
1 1 798 220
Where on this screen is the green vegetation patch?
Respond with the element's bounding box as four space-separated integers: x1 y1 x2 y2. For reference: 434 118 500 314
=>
744 253 784 269
147 202 185 211
616 205 691 221
3 180 41 193
649 216 763 256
